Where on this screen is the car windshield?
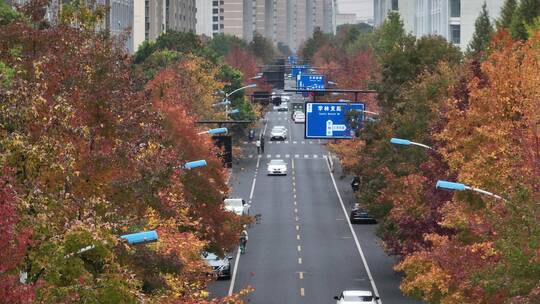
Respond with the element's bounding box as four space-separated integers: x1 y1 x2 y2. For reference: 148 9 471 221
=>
343 295 373 301
272 126 286 131
269 160 285 165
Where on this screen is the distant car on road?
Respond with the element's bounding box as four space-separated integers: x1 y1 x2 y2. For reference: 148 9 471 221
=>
202 251 232 279
224 198 250 215
270 126 287 140
267 159 288 175
334 290 379 303
293 112 305 123
350 204 376 224
273 102 288 112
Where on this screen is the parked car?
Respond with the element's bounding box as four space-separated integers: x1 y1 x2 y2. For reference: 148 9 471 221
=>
202 251 232 279
293 112 305 123
267 159 288 175
334 290 379 304
270 126 287 140
224 198 250 215
350 204 376 224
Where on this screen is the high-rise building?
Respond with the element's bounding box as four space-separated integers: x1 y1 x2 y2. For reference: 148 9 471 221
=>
144 0 196 41
195 0 213 37
196 0 334 51
373 0 503 50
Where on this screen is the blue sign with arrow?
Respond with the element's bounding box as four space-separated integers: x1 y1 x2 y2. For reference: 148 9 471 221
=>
297 74 326 91
305 102 365 139
288 55 297 65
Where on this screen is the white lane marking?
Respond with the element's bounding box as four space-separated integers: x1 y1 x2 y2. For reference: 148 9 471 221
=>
229 142 262 296
299 272 304 279
249 178 256 200
292 158 295 170
293 141 297 144
248 155 253 158
300 288 305 296
276 154 281 158
298 245 302 252
325 159 382 303
286 154 290 158
304 154 309 158
295 154 300 158
309 141 313 144
297 234 300 240
228 248 241 295
267 154 271 158
285 141 289 144
318 139 321 144
313 155 318 158
302 141 305 144
298 258 302 264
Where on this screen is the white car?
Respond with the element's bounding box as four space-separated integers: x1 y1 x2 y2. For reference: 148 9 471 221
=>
293 112 305 123
334 290 379 304
274 102 288 112
223 198 250 215
267 159 287 175
270 126 287 140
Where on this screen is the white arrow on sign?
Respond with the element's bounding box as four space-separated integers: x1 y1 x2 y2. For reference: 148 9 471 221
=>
332 124 347 131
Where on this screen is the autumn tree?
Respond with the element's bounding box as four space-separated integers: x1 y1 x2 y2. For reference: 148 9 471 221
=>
510 0 540 40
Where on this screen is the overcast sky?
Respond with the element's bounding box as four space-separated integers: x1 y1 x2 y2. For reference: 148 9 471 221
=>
337 0 373 21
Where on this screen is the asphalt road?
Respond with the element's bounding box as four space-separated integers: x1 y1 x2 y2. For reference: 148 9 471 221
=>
209 82 422 304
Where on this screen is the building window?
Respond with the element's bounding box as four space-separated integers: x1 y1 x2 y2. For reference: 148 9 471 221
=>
213 8 218 14
213 16 218 22
450 24 460 44
391 0 398 10
450 0 460 17
213 24 219 30
213 1 218 5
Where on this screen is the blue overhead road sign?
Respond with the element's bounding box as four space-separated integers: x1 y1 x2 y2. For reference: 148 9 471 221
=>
288 55 297 65
297 74 326 91
305 102 365 139
292 65 309 78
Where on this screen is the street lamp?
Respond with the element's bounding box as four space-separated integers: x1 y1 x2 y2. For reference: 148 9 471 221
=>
390 137 435 151
184 159 207 170
436 180 505 200
120 230 159 245
222 84 257 117
197 127 228 135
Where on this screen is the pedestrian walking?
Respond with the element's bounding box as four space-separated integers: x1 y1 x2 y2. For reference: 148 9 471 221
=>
260 137 265 153
255 139 261 154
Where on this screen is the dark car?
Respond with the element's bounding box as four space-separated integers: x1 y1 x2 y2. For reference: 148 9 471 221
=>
202 251 232 279
350 204 376 224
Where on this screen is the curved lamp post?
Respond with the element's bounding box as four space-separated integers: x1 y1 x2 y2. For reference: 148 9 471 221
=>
223 84 257 117
390 137 435 151
436 180 505 201
197 127 228 135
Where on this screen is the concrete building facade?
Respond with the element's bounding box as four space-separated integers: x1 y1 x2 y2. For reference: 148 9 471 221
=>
373 0 503 50
144 0 196 41
195 0 213 37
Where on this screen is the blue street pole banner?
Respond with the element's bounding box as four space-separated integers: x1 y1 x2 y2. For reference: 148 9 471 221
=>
297 74 325 91
305 102 365 139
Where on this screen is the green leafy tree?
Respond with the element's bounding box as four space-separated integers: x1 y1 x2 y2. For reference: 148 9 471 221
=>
510 0 540 40
0 1 20 25
372 11 407 59
248 31 277 63
207 33 247 58
496 0 517 29
301 27 330 62
467 2 494 57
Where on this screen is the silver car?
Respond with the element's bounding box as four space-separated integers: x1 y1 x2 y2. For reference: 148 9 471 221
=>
267 159 288 175
202 251 232 279
270 126 287 140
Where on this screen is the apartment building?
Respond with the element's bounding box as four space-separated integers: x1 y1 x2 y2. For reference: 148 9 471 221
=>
374 0 503 50
144 0 196 41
